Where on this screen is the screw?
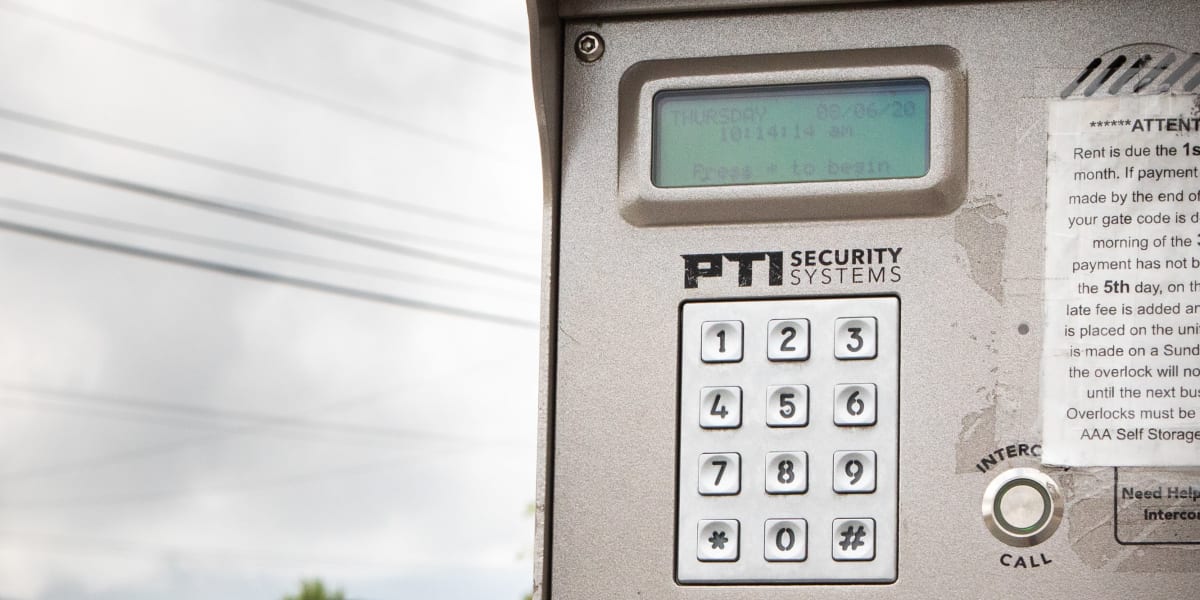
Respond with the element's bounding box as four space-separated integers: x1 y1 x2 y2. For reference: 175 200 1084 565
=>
575 32 604 63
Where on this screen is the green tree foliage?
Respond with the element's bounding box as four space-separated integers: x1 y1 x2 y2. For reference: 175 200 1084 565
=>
283 579 346 600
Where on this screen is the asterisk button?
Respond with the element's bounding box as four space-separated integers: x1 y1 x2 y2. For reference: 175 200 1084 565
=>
697 520 739 561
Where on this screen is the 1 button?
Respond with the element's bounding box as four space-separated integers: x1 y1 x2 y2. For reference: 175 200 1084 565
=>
764 519 807 562
699 386 742 429
699 453 740 495
833 450 876 493
701 321 743 363
766 385 809 427
832 518 875 561
698 519 739 561
833 383 877 426
767 319 810 361
765 451 808 495
834 317 877 360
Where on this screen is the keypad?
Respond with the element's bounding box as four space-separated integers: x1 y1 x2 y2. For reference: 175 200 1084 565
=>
677 297 898 584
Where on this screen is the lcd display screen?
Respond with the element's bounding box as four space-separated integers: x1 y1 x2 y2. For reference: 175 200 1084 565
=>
652 79 931 188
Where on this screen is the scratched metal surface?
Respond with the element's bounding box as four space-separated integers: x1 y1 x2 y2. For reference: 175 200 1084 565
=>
537 0 1200 597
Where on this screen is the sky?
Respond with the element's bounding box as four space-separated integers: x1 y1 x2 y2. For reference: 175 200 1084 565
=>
0 1 543 598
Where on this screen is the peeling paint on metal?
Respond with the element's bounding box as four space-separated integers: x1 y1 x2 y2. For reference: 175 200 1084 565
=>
954 198 1008 304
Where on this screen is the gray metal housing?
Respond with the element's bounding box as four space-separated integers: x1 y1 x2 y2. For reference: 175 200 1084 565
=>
526 1 1200 597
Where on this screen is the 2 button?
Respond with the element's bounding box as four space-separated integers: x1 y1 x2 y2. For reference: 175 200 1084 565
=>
767 319 809 361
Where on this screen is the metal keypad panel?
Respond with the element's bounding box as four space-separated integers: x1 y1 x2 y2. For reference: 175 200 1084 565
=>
677 297 899 584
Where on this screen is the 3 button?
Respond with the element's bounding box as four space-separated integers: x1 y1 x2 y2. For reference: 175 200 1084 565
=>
834 317 877 360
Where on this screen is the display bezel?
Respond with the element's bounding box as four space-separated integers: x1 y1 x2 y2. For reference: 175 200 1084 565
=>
616 46 966 226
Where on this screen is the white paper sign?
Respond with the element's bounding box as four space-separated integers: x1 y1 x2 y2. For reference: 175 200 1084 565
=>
1042 94 1200 467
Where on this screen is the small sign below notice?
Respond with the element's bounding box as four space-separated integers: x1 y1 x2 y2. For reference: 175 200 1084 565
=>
1042 94 1200 467
1115 468 1200 544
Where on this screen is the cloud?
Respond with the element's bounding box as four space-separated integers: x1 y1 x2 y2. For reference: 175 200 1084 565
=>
0 1 541 598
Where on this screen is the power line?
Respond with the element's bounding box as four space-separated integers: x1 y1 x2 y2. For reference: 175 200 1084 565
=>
0 382 521 446
256 202 538 260
380 0 526 42
260 0 524 74
0 105 534 236
0 447 498 510
0 393 517 456
0 396 515 451
0 393 390 482
0 357 497 483
0 529 404 568
0 151 538 284
0 217 538 328
0 0 495 153
0 196 530 299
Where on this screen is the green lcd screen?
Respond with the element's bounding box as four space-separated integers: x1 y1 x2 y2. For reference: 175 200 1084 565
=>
652 79 931 188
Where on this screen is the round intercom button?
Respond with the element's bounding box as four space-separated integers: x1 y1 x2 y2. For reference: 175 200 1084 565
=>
982 468 1063 547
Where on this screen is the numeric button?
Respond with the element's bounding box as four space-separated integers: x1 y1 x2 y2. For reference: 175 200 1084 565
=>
699 453 741 495
833 383 877 426
767 319 809 361
766 385 808 427
764 519 807 562
834 317 877 360
699 386 741 429
765 451 808 494
833 450 877 494
701 321 743 363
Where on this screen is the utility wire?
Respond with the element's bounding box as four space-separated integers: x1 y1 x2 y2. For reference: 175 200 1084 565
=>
0 529 404 568
0 105 534 236
0 196 530 299
255 202 538 260
0 445 506 510
0 151 538 284
0 357 496 483
0 0 495 153
0 391 396 482
0 218 538 328
260 0 524 74
0 399 379 480
380 0 526 42
0 396 463 457
0 382 520 446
